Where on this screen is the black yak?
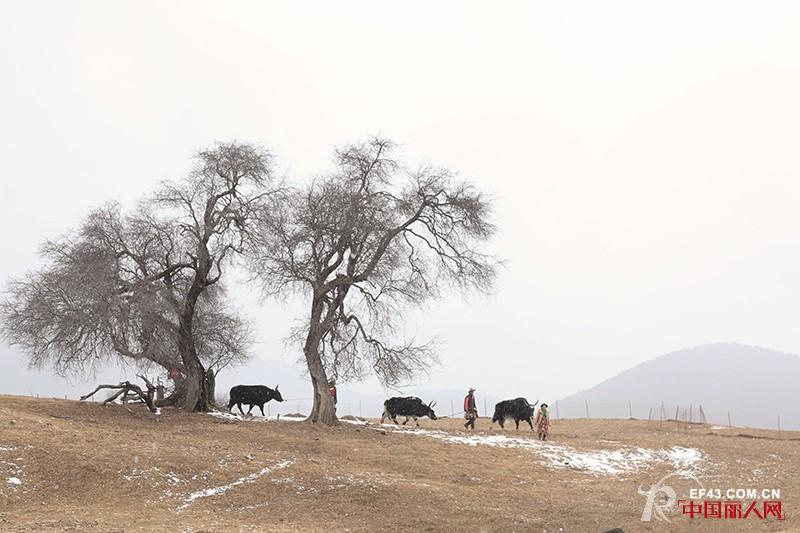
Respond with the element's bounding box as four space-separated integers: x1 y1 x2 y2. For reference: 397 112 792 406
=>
491 397 539 430
381 397 438 426
228 385 284 416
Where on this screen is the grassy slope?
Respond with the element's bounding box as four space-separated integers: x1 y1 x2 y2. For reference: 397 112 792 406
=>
0 395 798 532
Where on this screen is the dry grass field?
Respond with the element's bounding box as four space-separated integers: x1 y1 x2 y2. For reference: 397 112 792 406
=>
0 395 798 532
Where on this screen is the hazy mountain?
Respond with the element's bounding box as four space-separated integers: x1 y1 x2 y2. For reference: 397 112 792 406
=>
7 341 796 429
556 343 800 430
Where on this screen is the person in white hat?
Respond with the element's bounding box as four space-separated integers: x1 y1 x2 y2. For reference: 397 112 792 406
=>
463 387 478 430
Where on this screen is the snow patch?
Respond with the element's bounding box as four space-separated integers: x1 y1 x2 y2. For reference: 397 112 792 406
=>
340 418 369 425
378 426 705 477
208 412 305 423
271 472 386 495
209 412 369 425
120 466 196 485
537 444 703 478
208 411 266 423
177 460 293 510
1 446 25 492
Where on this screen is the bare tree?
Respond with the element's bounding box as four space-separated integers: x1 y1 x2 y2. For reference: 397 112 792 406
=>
151 142 277 411
252 137 497 425
1 142 273 412
0 203 252 395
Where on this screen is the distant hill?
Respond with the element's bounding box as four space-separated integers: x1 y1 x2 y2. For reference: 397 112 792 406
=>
556 343 800 430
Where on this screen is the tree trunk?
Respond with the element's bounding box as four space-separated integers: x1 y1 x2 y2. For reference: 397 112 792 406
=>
156 377 186 407
181 357 209 412
177 302 209 411
206 368 217 407
177 260 212 412
156 384 165 404
303 330 337 426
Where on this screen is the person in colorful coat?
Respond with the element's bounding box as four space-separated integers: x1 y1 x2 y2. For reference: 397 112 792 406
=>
534 402 552 441
463 387 478 430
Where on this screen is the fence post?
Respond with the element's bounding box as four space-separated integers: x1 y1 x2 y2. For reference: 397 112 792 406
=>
689 405 693 424
483 399 487 417
647 407 652 424
674 406 679 422
778 415 782 437
555 400 560 420
628 400 633 419
451 399 454 417
585 399 590 418
727 412 732 432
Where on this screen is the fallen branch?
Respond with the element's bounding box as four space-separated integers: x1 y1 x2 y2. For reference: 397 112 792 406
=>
80 375 158 413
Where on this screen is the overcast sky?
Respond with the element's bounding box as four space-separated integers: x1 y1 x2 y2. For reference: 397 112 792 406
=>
1 1 799 405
